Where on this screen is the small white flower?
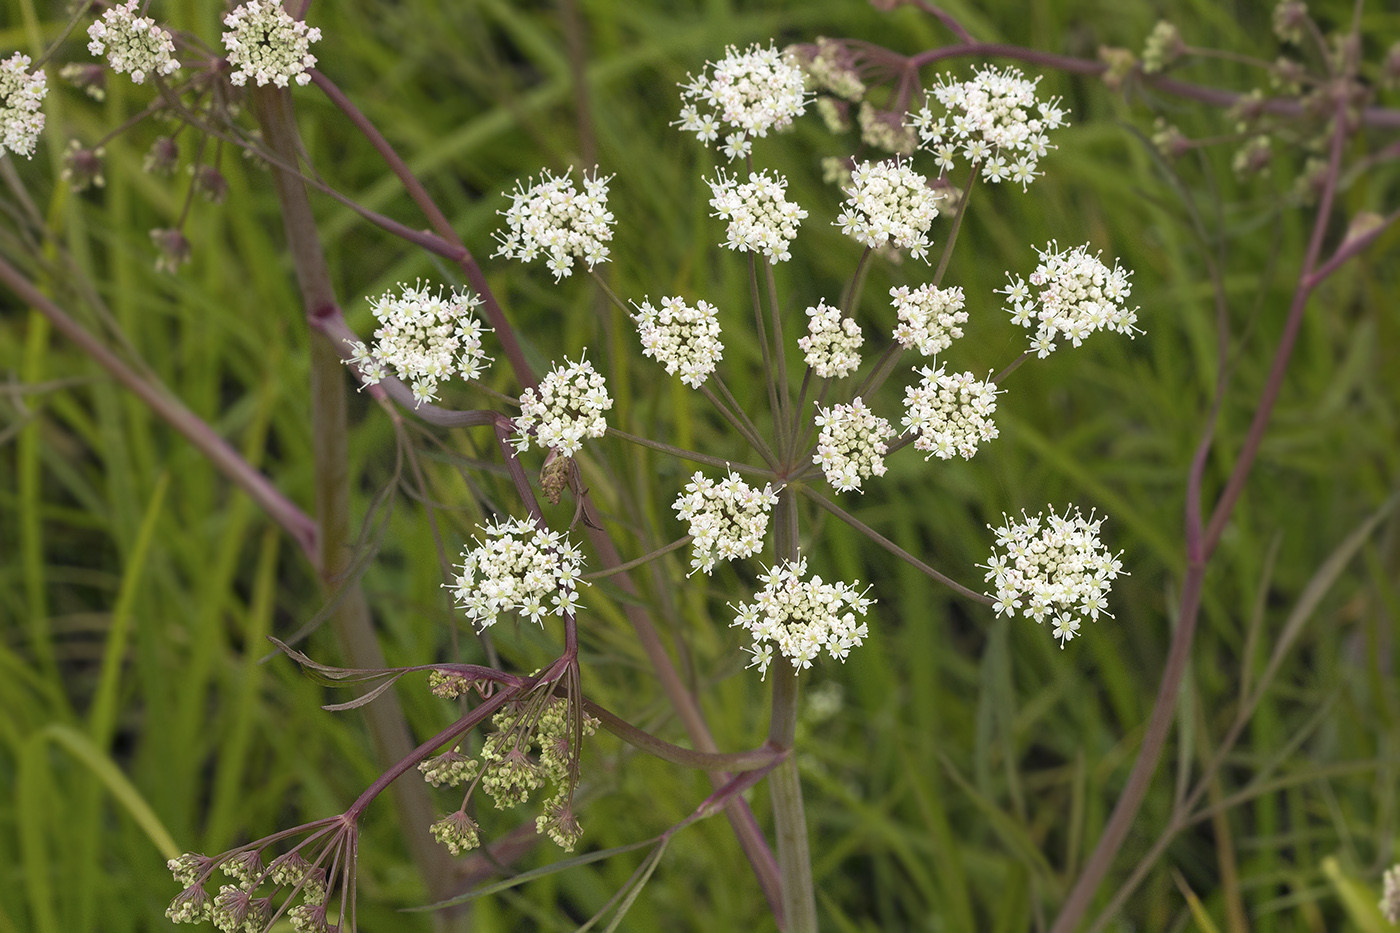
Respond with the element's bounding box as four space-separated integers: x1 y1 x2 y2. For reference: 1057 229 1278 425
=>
452 517 587 630
88 0 180 85
834 158 941 260
707 169 807 263
890 283 967 357
729 556 872 678
901 366 1000 460
222 0 320 88
998 241 1139 357
980 505 1125 647
514 356 613 457
342 282 491 406
909 64 1066 189
798 301 862 378
813 399 892 493
494 168 615 281
676 42 809 159
673 470 779 575
632 296 724 388
0 53 46 159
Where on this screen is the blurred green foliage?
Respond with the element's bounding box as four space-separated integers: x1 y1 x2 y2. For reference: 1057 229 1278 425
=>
1 0 1398 931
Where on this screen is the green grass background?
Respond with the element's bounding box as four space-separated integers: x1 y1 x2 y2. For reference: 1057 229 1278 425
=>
1 0 1398 930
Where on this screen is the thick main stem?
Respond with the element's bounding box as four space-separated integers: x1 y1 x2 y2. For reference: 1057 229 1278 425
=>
252 86 459 923
767 490 817 932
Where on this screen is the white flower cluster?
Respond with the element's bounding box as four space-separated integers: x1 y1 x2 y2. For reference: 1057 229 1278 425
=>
731 556 872 678
221 0 320 88
632 296 723 388
814 400 891 493
513 357 612 457
672 470 779 575
676 42 808 160
798 301 862 378
707 169 807 263
890 284 967 357
345 283 491 406
910 64 1067 189
452 517 586 628
87 1 180 85
835 158 941 260
999 241 1138 358
0 53 46 159
901 366 999 460
981 506 1124 647
494 168 615 281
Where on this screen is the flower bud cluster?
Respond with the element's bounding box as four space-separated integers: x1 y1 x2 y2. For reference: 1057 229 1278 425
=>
165 849 327 931
221 0 320 88
791 37 865 100
345 282 491 407
1141 21 1185 74
981 505 1124 647
858 102 917 156
835 158 941 260
813 400 892 493
87 0 180 84
798 300 863 378
911 64 1066 188
901 366 1000 460
707 169 808 263
633 295 724 387
418 747 478 787
451 517 586 629
730 556 873 678
494 168 615 280
1 53 47 159
890 283 967 357
513 356 613 456
673 470 779 575
999 241 1138 358
676 42 809 160
430 811 480 857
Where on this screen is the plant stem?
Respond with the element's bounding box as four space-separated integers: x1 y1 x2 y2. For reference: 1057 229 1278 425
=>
252 85 461 926
767 489 817 932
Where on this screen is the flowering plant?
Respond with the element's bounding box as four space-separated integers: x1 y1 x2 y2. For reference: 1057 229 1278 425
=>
1 2 1396 932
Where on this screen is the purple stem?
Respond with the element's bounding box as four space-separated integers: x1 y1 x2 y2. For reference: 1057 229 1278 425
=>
0 256 320 567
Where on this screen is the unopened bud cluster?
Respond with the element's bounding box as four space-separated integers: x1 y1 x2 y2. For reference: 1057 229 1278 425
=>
982 506 1125 647
707 169 808 262
731 556 873 678
512 356 613 456
813 400 892 493
792 37 865 100
164 849 329 931
673 470 779 575
999 241 1138 358
798 301 863 378
87 0 180 84
345 282 491 406
428 696 598 855
451 517 586 628
890 283 967 357
835 158 941 259
494 168 615 280
902 367 1000 460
